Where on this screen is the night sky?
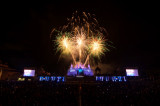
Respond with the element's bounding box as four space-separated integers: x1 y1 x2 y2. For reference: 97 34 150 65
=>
0 1 159 74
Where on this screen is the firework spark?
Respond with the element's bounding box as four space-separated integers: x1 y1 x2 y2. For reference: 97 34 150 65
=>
56 34 71 54
51 11 112 66
89 36 107 57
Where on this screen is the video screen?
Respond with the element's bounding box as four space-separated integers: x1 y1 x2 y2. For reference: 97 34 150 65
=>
23 69 35 77
126 69 139 76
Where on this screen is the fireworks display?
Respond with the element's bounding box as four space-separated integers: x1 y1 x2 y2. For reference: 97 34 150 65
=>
51 11 111 67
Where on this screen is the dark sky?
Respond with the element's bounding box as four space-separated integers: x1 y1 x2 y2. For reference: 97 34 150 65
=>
0 1 159 73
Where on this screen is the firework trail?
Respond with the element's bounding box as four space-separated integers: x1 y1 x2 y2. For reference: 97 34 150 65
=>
51 11 112 67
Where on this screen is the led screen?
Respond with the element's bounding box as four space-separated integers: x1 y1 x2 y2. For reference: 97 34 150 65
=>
126 69 139 76
23 69 35 77
39 76 65 82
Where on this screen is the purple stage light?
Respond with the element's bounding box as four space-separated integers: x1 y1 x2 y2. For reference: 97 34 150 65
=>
67 64 94 76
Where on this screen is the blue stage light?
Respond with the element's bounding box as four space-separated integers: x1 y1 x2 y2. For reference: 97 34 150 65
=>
79 69 83 73
62 77 65 82
51 76 56 81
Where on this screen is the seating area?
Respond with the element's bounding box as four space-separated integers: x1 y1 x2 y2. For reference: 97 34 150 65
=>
1 78 159 105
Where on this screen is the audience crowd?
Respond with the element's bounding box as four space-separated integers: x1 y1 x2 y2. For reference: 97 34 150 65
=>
1 78 160 105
